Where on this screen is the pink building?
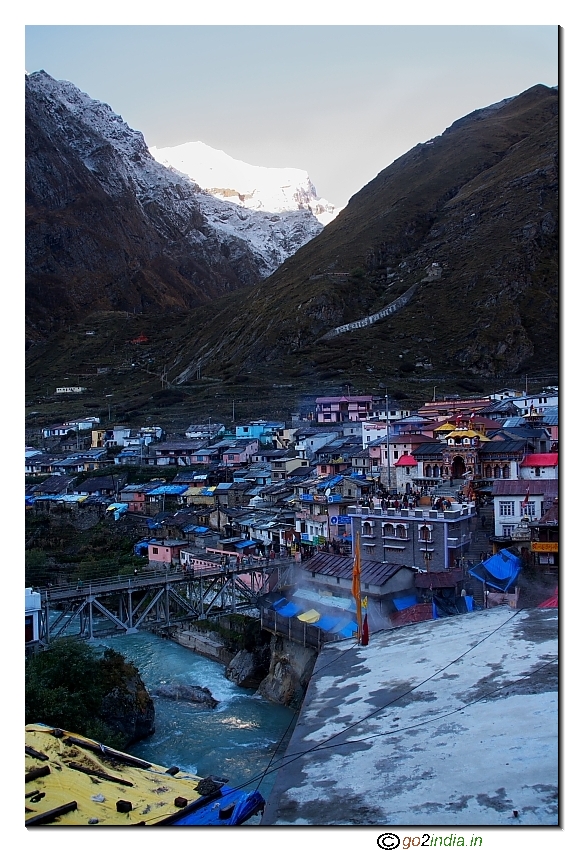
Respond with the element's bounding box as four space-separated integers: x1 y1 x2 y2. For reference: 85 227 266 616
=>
221 440 259 467
147 539 184 567
315 396 374 423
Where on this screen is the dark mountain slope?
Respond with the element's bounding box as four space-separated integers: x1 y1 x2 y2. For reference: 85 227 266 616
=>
163 84 557 387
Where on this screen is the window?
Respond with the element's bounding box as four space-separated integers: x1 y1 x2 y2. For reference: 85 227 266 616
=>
522 503 535 517
535 467 541 477
152 547 158 554
336 577 340 584
364 583 369 590
382 523 395 537
502 525 515 538
394 451 399 459
396 524 408 539
419 525 432 542
499 502 514 517
362 522 374 536
228 454 235 460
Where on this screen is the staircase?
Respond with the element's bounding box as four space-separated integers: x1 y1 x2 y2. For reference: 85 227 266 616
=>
465 503 495 606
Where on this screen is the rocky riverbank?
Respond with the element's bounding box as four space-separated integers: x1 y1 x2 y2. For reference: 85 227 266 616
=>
168 619 317 709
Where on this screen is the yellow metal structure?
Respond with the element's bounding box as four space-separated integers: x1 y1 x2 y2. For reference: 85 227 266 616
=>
25 724 209 826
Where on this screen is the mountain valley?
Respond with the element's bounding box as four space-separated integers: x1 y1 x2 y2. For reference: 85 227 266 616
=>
25 78 559 427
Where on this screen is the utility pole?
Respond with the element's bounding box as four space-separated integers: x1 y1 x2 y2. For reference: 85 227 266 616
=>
385 394 390 490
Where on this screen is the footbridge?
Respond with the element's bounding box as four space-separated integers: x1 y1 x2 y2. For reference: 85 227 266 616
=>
37 560 295 644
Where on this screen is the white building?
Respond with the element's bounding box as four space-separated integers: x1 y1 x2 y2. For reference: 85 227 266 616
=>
25 588 42 645
492 480 558 539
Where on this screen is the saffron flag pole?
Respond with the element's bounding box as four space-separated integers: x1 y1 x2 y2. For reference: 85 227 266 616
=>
352 532 362 643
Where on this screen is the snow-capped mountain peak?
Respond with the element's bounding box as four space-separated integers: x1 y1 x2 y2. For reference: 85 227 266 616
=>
150 141 340 226
26 70 329 283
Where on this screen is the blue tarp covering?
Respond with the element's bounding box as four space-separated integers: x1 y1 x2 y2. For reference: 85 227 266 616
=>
335 621 358 638
276 602 302 617
234 540 256 549
317 475 343 490
183 525 210 534
313 615 343 631
393 595 418 611
147 485 189 496
468 548 521 592
272 598 287 610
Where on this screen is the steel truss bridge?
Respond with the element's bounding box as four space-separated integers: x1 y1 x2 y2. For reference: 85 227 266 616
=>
38 561 295 644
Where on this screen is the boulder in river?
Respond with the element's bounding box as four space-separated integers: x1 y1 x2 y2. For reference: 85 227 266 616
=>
152 682 219 708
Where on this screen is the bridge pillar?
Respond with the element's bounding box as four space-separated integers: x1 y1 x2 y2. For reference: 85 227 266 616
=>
88 596 94 640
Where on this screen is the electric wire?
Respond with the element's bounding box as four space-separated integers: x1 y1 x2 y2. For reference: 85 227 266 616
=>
131 608 556 823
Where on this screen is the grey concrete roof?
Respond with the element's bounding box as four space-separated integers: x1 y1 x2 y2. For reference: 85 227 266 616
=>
262 606 558 826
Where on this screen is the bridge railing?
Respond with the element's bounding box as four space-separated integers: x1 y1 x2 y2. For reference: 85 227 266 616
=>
38 560 296 603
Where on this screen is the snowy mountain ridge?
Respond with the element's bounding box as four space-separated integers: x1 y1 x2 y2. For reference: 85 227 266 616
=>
150 141 340 226
26 70 326 278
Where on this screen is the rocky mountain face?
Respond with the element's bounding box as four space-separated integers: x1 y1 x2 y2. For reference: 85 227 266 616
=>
166 84 558 389
25 71 324 341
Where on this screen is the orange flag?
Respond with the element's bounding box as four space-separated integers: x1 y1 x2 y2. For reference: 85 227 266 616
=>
352 532 362 642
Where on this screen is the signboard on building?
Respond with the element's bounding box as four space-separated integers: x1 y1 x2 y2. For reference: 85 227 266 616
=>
330 515 351 525
531 542 558 553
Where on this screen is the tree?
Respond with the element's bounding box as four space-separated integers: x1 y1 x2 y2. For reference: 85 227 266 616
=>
25 639 144 747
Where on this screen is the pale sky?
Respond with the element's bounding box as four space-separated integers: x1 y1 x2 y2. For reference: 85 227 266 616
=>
24 24 558 208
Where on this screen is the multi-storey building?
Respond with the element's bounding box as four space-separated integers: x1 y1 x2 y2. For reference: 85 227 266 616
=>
349 501 476 571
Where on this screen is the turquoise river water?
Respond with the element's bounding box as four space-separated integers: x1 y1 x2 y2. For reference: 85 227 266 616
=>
97 631 297 804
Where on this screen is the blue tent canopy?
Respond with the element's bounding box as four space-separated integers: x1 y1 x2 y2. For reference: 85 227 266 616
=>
468 548 521 592
335 621 358 638
313 615 343 632
276 602 302 617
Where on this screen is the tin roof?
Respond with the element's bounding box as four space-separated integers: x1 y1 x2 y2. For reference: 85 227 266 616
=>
303 552 411 586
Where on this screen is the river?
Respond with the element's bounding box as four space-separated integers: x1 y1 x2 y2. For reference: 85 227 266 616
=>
97 631 297 804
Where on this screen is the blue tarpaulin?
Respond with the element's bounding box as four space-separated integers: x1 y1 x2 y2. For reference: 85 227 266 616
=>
335 621 358 638
393 595 418 611
147 485 189 496
313 615 343 631
276 602 302 617
468 548 521 592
